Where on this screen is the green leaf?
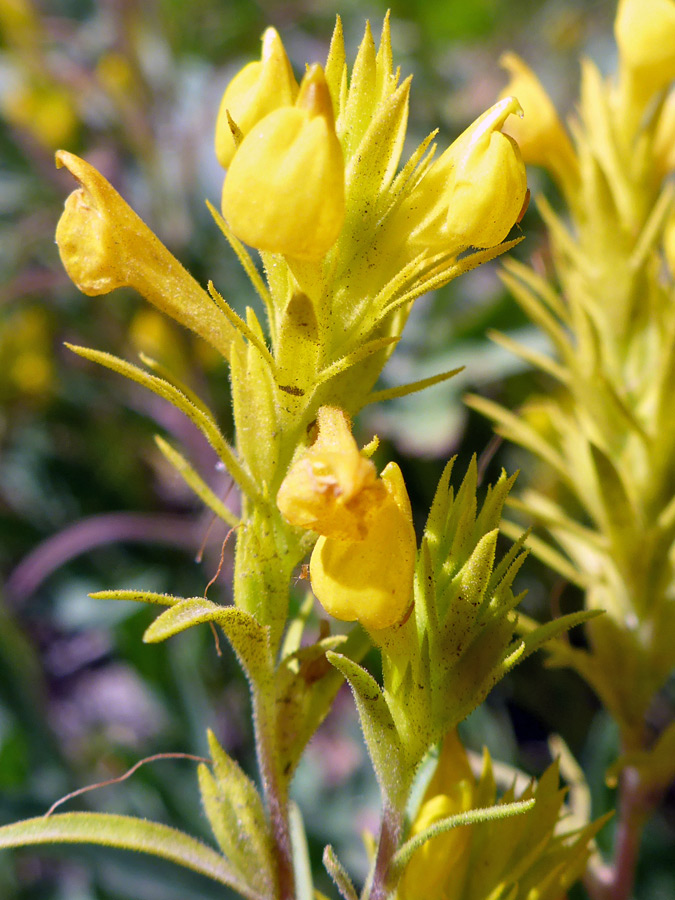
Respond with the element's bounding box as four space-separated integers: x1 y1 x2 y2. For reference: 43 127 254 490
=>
364 366 464 407
155 436 240 528
66 344 259 500
198 731 275 896
290 802 314 900
275 636 349 779
143 599 273 687
496 609 604 680
89 589 184 606
323 844 359 900
326 651 410 804
0 813 262 900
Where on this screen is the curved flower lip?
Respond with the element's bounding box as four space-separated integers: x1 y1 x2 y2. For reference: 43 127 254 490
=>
55 150 236 359
439 96 527 251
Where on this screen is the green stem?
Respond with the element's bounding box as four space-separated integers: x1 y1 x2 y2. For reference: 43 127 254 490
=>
233 505 305 900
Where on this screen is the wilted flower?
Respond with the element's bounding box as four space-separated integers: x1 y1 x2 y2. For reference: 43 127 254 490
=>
277 406 416 630
55 150 235 359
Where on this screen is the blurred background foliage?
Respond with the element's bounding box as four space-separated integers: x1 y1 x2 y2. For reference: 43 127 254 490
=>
0 0 673 898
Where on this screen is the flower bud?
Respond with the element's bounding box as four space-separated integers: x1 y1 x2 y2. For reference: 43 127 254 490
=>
615 0 675 105
277 406 385 542
405 98 527 254
499 53 578 192
309 462 416 631
55 151 235 359
215 27 298 169
441 97 527 250
221 64 345 260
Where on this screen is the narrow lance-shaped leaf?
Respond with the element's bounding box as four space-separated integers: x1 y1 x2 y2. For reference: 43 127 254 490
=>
0 814 263 900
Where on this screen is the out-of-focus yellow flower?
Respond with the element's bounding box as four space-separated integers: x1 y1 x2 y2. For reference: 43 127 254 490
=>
654 89 675 175
403 97 527 254
499 53 578 194
215 27 298 169
278 405 416 631
221 65 344 260
615 0 675 105
55 150 236 359
277 406 385 541
398 731 474 900
665 205 675 276
2 80 78 149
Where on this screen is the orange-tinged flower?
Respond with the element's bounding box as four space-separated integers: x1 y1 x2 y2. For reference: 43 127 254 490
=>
277 406 385 542
277 406 416 631
309 461 416 631
55 151 235 359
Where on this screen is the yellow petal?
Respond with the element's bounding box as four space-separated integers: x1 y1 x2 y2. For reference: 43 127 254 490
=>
665 204 675 276
499 53 578 192
403 97 527 254
441 97 528 250
398 732 474 900
615 0 675 103
277 406 384 541
55 151 235 359
221 65 345 260
309 462 416 631
654 88 675 175
215 27 298 169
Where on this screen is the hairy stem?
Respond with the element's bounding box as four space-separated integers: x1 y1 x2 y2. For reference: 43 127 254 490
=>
247 659 296 900
584 765 656 900
367 802 404 900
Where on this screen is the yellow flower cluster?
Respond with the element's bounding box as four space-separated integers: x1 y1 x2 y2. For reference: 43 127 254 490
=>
215 17 527 265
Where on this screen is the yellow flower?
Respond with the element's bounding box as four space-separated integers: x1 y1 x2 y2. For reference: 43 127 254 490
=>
615 0 675 104
402 97 527 254
499 53 578 194
221 64 344 260
55 150 235 359
398 731 474 900
654 88 675 175
215 27 298 169
277 406 416 631
665 205 675 276
310 462 415 630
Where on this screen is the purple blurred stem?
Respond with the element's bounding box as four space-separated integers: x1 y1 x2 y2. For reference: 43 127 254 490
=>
5 512 207 605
